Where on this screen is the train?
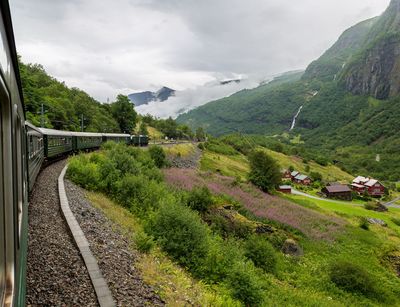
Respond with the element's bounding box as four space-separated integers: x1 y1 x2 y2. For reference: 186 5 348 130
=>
0 2 148 305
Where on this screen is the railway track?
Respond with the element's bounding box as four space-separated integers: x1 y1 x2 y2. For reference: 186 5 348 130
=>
26 160 98 306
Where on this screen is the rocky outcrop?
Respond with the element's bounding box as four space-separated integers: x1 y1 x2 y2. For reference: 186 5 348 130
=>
343 34 400 99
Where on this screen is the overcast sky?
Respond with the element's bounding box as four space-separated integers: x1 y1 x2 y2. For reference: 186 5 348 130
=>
11 0 390 116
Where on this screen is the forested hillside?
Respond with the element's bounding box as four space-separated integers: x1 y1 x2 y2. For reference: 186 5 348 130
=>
177 0 400 181
19 59 136 133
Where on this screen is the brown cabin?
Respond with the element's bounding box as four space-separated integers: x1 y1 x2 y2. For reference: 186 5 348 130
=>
282 170 292 180
322 185 352 201
278 185 292 194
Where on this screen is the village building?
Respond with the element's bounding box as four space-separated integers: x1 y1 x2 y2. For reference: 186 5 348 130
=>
282 170 292 180
322 185 352 201
293 174 312 185
351 176 385 197
290 171 300 180
278 185 292 194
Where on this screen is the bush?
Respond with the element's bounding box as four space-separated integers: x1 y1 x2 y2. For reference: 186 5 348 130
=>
244 235 277 274
359 217 370 230
145 201 210 269
329 261 377 297
67 156 100 190
148 145 167 168
248 150 281 192
226 261 265 306
364 201 377 211
186 186 214 212
134 230 154 253
310 171 322 182
391 218 400 226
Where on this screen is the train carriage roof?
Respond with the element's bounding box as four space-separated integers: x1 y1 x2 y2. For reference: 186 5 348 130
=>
102 133 130 138
38 128 102 137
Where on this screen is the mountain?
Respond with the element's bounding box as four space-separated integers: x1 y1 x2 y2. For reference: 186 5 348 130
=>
128 86 175 106
177 0 400 180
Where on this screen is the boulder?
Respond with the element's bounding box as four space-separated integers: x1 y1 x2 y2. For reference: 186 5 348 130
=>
367 218 387 227
281 239 303 257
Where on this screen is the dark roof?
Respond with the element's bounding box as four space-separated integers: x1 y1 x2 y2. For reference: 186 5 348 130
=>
324 185 351 193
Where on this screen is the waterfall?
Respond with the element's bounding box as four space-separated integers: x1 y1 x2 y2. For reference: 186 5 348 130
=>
290 106 303 131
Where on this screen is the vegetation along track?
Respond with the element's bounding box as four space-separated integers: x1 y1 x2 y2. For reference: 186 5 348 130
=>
27 160 98 306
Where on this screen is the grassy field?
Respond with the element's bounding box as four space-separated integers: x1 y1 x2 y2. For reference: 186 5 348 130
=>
263 148 354 182
86 191 238 306
200 150 250 181
163 143 196 157
285 194 400 231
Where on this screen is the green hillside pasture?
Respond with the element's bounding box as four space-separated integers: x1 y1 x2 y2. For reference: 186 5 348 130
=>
264 149 354 182
200 150 250 181
286 194 400 231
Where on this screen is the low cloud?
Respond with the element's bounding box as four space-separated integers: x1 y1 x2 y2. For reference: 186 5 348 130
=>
136 76 262 118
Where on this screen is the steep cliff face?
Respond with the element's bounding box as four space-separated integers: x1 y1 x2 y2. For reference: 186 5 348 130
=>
342 0 400 99
302 18 376 81
343 34 400 99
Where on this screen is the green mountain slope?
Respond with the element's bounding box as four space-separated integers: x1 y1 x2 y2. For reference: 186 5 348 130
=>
177 0 400 180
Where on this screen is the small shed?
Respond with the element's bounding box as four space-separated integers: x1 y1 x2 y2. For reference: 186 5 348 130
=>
322 185 352 201
278 185 292 194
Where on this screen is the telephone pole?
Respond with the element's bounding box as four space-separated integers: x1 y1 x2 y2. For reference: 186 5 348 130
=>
41 103 44 127
81 114 84 132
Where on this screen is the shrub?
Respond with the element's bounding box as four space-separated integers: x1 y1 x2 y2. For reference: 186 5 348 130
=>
134 230 154 253
248 150 281 192
148 145 167 168
391 218 400 226
329 260 377 297
197 143 205 150
359 217 370 230
67 156 100 190
226 261 265 306
186 186 214 212
310 171 322 182
364 201 377 211
145 201 210 269
244 235 277 274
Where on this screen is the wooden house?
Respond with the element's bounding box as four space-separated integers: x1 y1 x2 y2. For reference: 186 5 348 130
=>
291 171 300 179
322 185 352 201
282 170 292 180
364 179 385 196
351 176 385 197
278 185 292 194
293 174 312 185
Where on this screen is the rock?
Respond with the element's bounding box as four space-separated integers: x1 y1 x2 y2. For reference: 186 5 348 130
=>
255 224 274 234
281 239 303 257
367 218 387 226
373 202 388 212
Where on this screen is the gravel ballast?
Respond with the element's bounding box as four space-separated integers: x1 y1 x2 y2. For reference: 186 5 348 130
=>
65 179 164 307
27 160 98 306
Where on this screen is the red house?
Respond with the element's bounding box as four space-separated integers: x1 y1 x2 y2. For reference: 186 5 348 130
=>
351 176 385 197
278 185 292 194
282 170 292 180
293 174 312 185
364 179 385 197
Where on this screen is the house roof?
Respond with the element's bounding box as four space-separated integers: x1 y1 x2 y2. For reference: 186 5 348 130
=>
295 174 309 181
364 179 379 187
351 183 365 189
325 185 351 193
279 185 292 190
291 171 299 177
353 176 369 184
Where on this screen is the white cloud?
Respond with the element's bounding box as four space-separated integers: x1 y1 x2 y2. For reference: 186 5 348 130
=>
136 77 261 118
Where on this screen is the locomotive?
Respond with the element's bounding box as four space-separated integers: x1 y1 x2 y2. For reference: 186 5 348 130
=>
0 2 148 305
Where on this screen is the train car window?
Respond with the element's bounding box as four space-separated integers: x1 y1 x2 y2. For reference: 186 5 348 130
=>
0 100 5 305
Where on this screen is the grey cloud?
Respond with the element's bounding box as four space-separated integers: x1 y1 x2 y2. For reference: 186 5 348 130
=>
10 0 390 117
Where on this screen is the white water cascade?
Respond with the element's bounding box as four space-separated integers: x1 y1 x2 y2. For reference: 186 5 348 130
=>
290 106 303 131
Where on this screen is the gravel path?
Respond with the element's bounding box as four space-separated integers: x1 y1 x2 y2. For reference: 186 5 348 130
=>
65 179 164 307
27 160 98 306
